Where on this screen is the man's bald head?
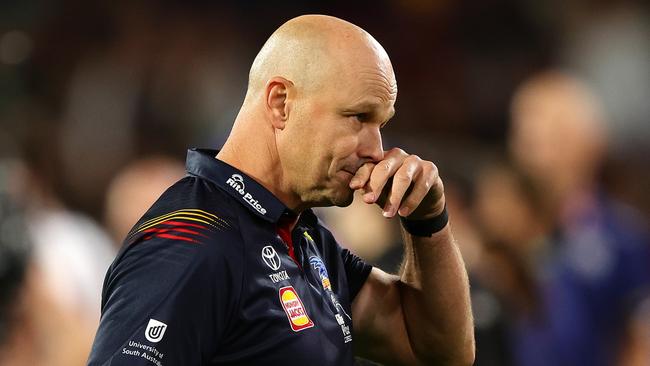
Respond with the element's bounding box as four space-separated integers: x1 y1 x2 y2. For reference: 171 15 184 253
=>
245 15 395 102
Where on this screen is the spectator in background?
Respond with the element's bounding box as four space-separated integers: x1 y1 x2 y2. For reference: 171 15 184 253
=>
104 156 185 244
13 121 116 329
618 295 650 366
0 175 33 364
471 159 553 366
507 70 650 366
0 164 90 366
58 5 247 216
473 161 550 260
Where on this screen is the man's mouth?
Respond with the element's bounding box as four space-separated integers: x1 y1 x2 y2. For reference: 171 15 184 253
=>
342 162 366 176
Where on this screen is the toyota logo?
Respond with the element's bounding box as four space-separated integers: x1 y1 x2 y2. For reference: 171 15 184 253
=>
262 245 281 271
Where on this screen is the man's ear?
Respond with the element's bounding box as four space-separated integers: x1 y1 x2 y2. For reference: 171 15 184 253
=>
265 77 294 130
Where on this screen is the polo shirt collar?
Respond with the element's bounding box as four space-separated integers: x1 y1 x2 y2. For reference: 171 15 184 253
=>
186 148 313 224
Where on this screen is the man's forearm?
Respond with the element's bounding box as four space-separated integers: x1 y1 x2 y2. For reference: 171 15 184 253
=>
347 148 474 364
398 224 475 365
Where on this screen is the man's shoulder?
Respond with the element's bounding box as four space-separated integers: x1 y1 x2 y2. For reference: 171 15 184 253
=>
149 174 237 214
103 176 245 298
133 175 241 233
114 175 245 262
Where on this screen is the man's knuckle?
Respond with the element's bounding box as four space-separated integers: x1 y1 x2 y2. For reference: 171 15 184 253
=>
389 147 405 155
380 161 392 172
405 155 421 166
423 161 436 172
409 154 422 162
394 173 411 184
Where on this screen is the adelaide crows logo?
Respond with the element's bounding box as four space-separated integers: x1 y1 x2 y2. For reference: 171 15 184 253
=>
309 254 352 342
309 256 332 290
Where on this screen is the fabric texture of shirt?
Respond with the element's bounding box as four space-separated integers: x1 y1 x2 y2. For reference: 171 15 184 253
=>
87 148 373 366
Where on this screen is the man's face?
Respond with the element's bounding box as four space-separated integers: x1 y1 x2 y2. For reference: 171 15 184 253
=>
509 81 604 194
279 55 397 208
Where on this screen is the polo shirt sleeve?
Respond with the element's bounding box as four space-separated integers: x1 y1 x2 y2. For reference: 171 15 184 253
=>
87 230 242 366
340 247 373 301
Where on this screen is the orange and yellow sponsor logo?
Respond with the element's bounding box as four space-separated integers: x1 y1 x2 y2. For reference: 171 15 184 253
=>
321 277 331 291
279 286 314 332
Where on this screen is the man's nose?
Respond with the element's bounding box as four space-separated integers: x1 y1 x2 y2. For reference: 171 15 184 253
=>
359 126 384 163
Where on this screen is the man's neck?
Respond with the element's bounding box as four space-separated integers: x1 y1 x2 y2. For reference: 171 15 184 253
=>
216 132 304 213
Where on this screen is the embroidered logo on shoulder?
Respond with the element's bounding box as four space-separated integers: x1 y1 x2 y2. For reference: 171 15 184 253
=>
145 319 167 343
309 253 352 343
263 245 290 283
262 245 281 271
309 255 332 291
226 173 267 215
279 286 314 332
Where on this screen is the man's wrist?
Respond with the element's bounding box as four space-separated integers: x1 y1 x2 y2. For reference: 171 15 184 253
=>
400 204 449 237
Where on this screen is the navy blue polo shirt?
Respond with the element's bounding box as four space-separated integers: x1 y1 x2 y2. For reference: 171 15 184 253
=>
87 148 373 366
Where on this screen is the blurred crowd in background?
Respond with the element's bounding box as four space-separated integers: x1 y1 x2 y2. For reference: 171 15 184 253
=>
1 0 649 365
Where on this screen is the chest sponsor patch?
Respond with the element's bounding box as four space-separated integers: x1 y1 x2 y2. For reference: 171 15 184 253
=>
279 286 314 332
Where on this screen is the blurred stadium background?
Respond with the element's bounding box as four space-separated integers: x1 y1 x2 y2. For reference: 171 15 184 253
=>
1 1 649 365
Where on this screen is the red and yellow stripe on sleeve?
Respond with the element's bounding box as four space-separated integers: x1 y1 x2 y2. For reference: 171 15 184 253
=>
129 209 230 244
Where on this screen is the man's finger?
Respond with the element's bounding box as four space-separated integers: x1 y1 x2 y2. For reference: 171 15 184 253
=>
398 166 438 217
364 148 407 203
383 156 421 217
350 162 375 190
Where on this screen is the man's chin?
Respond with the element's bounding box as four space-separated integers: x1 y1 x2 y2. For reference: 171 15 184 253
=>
329 189 355 208
309 184 355 208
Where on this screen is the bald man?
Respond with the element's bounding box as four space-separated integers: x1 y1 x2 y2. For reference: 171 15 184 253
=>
88 15 474 366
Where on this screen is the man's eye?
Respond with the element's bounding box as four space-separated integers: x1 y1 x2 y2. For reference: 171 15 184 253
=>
353 113 368 121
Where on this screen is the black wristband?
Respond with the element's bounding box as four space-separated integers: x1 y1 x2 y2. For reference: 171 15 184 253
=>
400 205 449 237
